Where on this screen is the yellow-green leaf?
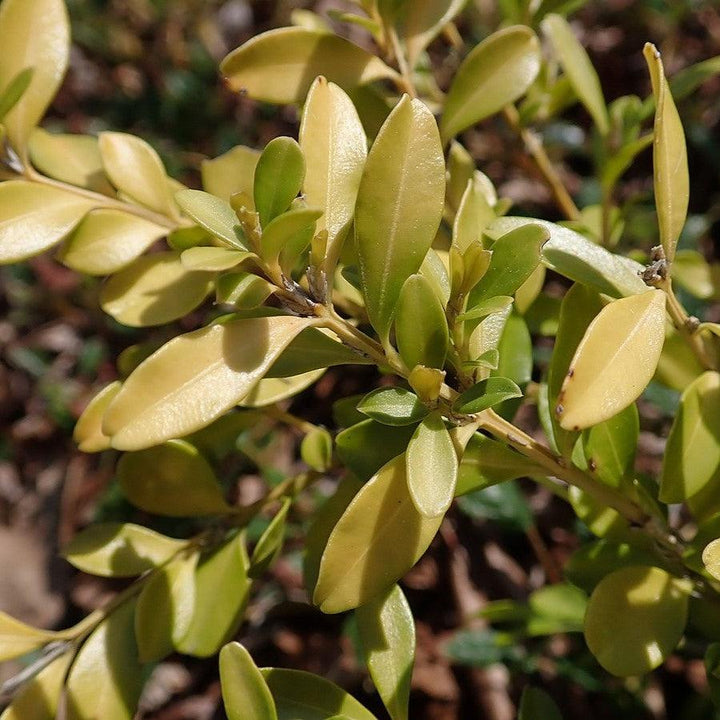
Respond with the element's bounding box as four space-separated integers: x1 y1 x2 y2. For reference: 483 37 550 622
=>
314 454 443 613
644 43 688 263
249 498 291 578
99 131 177 218
220 27 398 105
0 0 70 154
135 554 197 662
356 585 414 720
181 246 255 272
0 610 60 662
239 370 325 408
403 0 468 71
0 67 33 122
452 176 495 253
175 189 248 250
58 209 167 275
440 26 541 143
0 180 95 263
702 539 720 582
73 381 122 452
29 129 113 193
202 144 260 204
63 522 185 577
103 315 313 450
99 251 214 327
542 14 609 135
0 656 70 720
253 137 305 228
300 77 367 277
220 643 278 720
301 427 333 472
177 532 251 657
355 95 445 342
66 600 143 720
557 291 666 431
406 412 458 518
660 372 720 503
584 565 690 676
262 207 322 264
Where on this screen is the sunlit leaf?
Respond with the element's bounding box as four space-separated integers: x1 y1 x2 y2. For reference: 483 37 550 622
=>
253 137 305 228
301 427 333 472
702 539 720 582
239 370 325 408
0 67 33 122
73 381 122 453
357 387 428 427
181 246 255 272
262 206 321 264
220 643 278 720
441 26 541 143
452 176 495 253
220 27 398 105
454 377 522 414
355 95 445 342
0 610 60 662
0 654 71 720
175 189 248 250
202 145 260 204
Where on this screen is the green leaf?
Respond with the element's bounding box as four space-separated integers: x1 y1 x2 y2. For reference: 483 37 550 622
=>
262 207 322 264
487 217 647 298
454 377 522 414
249 498 291 578
63 522 185 577
395 274 449 370
671 249 714 299
557 291 666 431
253 137 305 228
644 43 688 263
584 565 690 676
135 554 197 662
356 585 414 720
702 539 720 582
220 643 278 720
175 189 248 250
261 668 377 720
518 687 563 720
355 95 445 343
469 223 548 308
99 132 177 218
0 180 95 263
441 26 541 143
452 176 495 253
181 247 255 272
357 387 429 426
0 611 61 662
220 27 398 105
202 145 260 204
406 412 459 519
0 67 33 121
457 296 514 323
542 14 609 135
314 454 443 613
302 427 333 472
493 313 533 387
456 480 533 532
402 0 468 70
456 433 544 496
104 315 313 450
300 77 367 277
0 655 71 720
66 600 143 720
660 372 720 503
73 381 122 453
176 532 252 657
117 440 231 516
99 251 214 327
526 583 586 636
58 209 167 276
0 0 69 154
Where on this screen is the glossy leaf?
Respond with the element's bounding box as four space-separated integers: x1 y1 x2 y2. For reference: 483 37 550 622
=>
0 654 71 720
176 531 251 656
452 176 495 253
644 43 688 262
104 315 313 450
59 209 167 275
356 585 414 720
300 77 367 276
518 687 563 720
249 498 291 578
702 539 720 582
29 129 112 193
175 189 247 250
73 381 122 452
220 27 398 105
314 454 443 613
454 377 522 415
488 217 647 298
117 440 231 515
262 207 322 264
557 291 666 430
135 554 197 662
0 610 60 662
357 387 428 427
99 252 213 327
253 137 305 228
220 643 278 720
202 145 260 204
0 180 95 263
0 0 70 153
63 522 184 577
0 67 33 122
99 132 176 217
542 14 609 135
239 370 325 408
261 668 377 720
406 412 458 518
584 565 690 676
395 274 449 370
355 95 445 343
441 26 541 143
660 372 720 503
457 296 514 323
66 600 143 720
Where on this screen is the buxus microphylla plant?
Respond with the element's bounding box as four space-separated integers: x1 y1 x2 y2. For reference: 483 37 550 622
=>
1 0 720 717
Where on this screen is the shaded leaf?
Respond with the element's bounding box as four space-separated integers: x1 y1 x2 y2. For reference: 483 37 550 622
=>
181 246 255 272
456 480 533 532
202 145 260 204
403 0 468 70
452 176 495 253
0 655 71 720
0 611 60 662
302 427 333 472
249 498 291 578
262 207 321 263
454 377 522 414
239 370 325 408
220 643 278 720
0 67 33 122
73 381 122 453
519 687 563 720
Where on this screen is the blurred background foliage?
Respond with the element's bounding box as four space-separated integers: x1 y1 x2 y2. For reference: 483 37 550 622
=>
1 1 720 719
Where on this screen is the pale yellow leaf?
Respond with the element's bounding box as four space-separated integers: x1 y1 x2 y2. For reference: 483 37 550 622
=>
73 381 122 452
239 369 325 408
0 654 71 720
201 144 260 205
0 610 60 662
